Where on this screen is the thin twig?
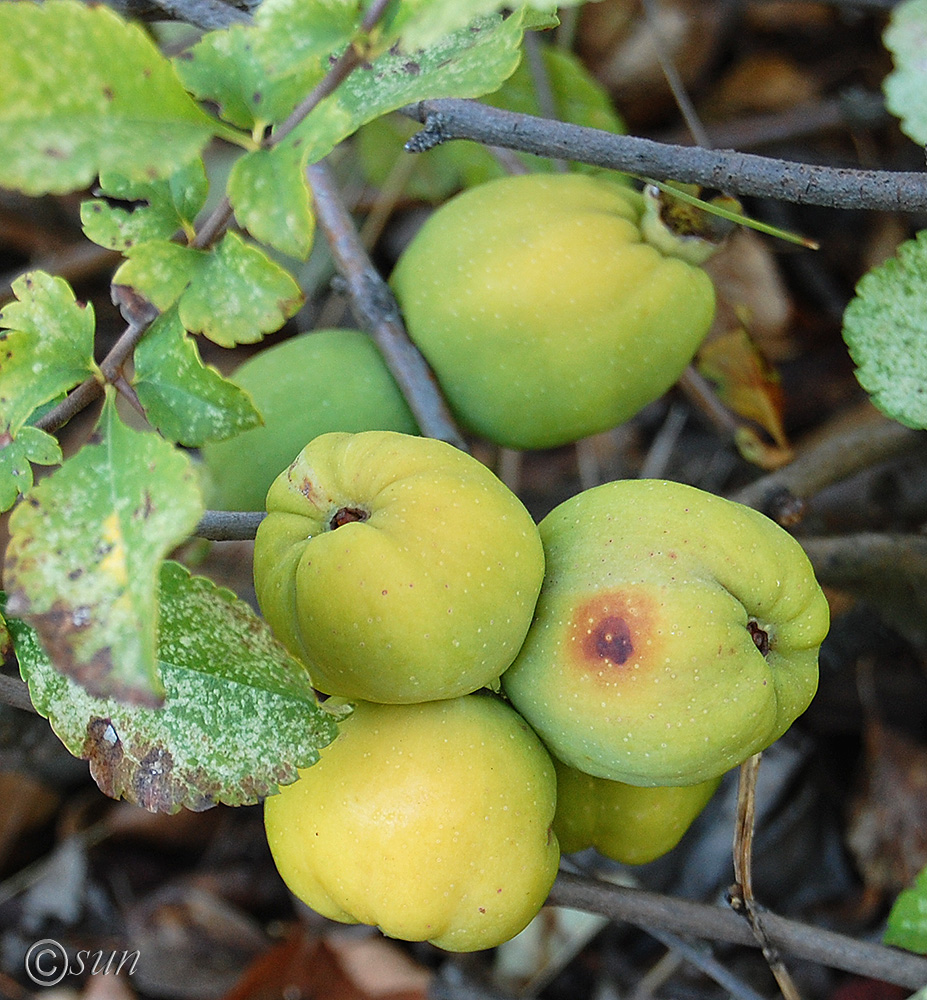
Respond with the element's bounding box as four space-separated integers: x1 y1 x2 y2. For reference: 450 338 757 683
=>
547 872 927 988
100 0 256 29
32 378 105 436
656 90 889 153
0 674 36 714
731 754 804 1000
307 160 467 449
638 402 688 480
677 366 741 439
190 196 235 251
646 927 771 1000
641 0 712 149
802 532 927 593
34 287 160 435
523 32 567 173
272 0 394 147
149 0 252 29
401 100 927 212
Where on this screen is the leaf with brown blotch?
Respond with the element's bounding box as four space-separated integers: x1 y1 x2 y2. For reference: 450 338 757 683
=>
4 561 338 813
3 392 202 706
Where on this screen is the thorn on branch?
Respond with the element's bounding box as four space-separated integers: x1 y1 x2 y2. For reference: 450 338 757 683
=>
111 284 159 330
112 375 147 421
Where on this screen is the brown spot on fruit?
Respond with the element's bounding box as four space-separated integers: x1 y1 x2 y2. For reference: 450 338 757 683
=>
568 589 658 677
329 506 369 529
585 615 633 665
748 620 770 657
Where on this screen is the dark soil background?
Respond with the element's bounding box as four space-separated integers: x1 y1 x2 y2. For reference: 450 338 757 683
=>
3 1 927 999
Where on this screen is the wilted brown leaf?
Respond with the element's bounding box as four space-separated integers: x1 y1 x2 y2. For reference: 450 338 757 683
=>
703 229 794 360
697 327 794 468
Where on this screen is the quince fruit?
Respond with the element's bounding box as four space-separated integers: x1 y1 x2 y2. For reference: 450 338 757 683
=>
390 173 716 449
201 329 417 512
264 695 560 952
502 479 829 785
253 430 545 703
553 755 721 865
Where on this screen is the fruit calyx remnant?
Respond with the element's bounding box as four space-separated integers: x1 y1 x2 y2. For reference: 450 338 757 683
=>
748 620 770 657
329 506 370 530
640 183 740 265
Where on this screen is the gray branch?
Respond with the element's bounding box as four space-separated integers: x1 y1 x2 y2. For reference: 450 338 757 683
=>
402 100 927 213
195 510 266 540
93 0 254 29
549 872 927 989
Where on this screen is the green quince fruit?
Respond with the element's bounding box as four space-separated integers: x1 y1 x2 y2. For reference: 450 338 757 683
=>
201 329 418 512
502 479 829 786
253 430 545 703
552 755 721 865
264 695 560 953
390 173 716 450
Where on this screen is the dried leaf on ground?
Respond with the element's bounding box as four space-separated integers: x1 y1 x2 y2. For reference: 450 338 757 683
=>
222 926 431 1000
846 719 927 895
125 883 268 1000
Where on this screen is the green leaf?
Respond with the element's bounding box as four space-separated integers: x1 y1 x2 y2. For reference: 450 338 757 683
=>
0 0 228 195
883 0 927 145
842 230 927 429
386 2 557 52
80 160 209 252
0 271 97 434
178 232 305 345
5 561 338 813
324 11 528 134
0 427 63 513
230 9 532 251
133 309 262 446
227 148 317 260
114 232 304 347
0 271 95 509
3 394 203 706
113 241 196 312
174 23 329 132
251 0 360 83
886 864 927 953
